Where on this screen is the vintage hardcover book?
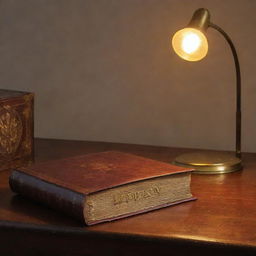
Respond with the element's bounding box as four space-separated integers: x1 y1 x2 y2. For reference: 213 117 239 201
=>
0 89 34 171
9 151 195 225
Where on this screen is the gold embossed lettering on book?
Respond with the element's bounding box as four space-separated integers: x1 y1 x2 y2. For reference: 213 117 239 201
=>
9 151 196 225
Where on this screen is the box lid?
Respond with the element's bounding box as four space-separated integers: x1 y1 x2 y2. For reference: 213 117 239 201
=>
0 89 31 100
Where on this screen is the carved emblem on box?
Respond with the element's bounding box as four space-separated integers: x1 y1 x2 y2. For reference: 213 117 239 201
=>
0 90 34 171
0 106 23 157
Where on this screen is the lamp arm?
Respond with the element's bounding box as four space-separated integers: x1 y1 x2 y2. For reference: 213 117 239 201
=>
209 22 241 159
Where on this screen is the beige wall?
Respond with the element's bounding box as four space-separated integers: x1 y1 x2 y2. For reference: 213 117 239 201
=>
0 0 255 152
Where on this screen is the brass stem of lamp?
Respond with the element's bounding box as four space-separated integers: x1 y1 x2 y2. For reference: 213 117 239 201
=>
172 8 242 174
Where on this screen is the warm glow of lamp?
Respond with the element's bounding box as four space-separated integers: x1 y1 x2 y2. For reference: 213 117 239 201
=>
171 8 242 174
172 28 208 61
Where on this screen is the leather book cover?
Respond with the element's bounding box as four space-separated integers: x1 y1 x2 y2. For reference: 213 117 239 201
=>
9 151 195 225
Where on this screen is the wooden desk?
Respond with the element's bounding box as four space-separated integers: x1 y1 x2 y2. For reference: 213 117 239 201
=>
0 138 256 256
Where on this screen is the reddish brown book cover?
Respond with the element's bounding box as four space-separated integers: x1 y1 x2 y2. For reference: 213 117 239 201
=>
9 151 195 225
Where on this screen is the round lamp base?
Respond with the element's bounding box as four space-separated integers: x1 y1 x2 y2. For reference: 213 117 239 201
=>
173 152 242 174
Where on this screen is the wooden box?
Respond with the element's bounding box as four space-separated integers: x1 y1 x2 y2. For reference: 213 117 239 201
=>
0 89 34 171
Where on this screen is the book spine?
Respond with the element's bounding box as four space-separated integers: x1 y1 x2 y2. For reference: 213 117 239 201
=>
9 170 85 222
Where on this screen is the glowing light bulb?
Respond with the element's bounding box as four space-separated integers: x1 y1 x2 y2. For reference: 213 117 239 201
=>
182 33 201 54
172 28 208 61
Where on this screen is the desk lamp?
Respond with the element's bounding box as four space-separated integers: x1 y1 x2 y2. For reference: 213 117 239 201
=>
172 8 242 174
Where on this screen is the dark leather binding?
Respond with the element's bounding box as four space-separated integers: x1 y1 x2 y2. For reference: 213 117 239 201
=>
9 151 194 225
9 171 85 221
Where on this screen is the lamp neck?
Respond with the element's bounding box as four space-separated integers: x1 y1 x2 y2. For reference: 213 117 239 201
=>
209 23 241 159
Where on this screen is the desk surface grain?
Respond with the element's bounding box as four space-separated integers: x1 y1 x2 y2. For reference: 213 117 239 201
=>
0 138 256 256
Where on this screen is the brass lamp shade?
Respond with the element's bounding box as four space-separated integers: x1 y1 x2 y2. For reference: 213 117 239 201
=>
171 8 242 174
